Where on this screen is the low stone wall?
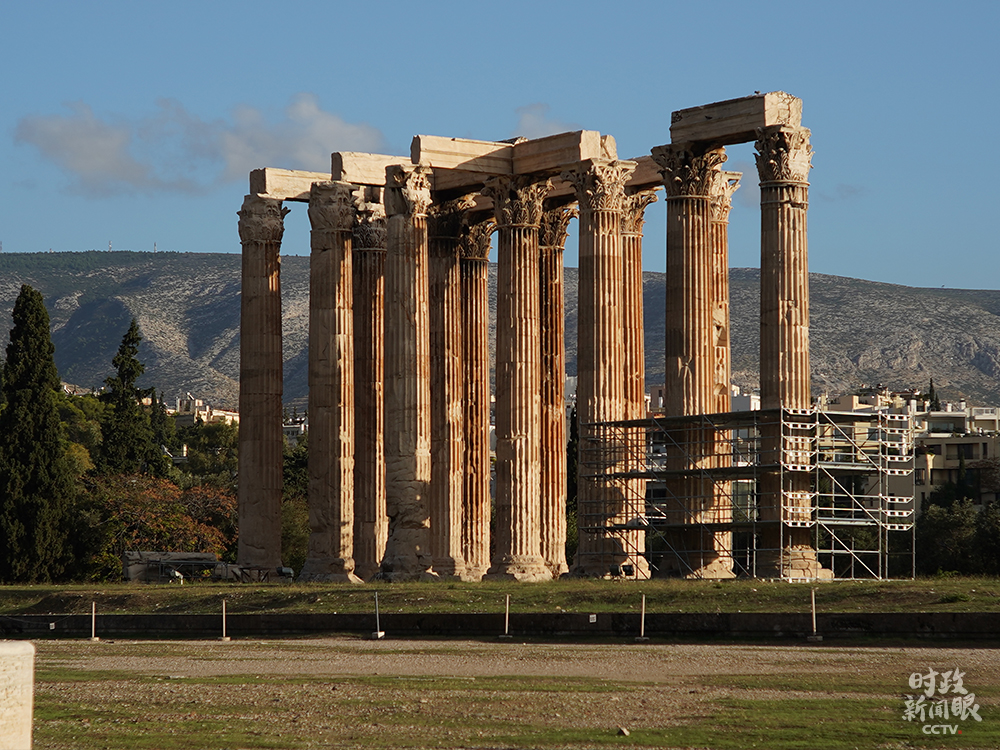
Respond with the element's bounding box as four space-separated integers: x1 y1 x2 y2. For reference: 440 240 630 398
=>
1 612 999 641
0 641 34 750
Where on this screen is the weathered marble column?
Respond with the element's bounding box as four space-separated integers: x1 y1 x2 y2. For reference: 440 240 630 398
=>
755 125 830 579
652 144 725 418
459 219 494 581
428 197 474 579
539 205 576 578
564 160 636 577
382 165 435 580
352 190 388 581
620 190 657 578
299 181 361 583
706 169 741 577
652 145 733 578
237 194 287 569
483 175 552 581
710 172 740 414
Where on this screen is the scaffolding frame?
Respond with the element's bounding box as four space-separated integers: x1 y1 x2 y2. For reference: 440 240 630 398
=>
578 408 915 581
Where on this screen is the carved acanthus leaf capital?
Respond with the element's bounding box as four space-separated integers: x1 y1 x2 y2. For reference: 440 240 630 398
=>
427 195 477 240
481 175 552 228
238 194 289 245
460 219 496 260
621 190 658 234
754 126 812 184
539 205 578 249
353 198 387 250
651 145 727 198
561 160 635 212
308 181 358 238
709 171 741 223
385 164 433 218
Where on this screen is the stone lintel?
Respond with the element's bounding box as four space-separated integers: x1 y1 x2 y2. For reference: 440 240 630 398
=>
333 152 409 186
669 92 802 147
249 168 332 202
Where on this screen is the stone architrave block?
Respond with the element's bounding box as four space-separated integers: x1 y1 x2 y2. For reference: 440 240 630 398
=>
333 153 409 186
669 92 802 146
0 641 34 750
249 168 332 203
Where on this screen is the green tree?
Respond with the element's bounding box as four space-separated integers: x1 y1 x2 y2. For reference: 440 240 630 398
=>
975 501 1000 575
914 498 977 575
98 319 169 476
0 285 74 582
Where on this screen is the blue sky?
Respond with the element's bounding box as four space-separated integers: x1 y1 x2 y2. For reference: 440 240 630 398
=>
1 1 997 289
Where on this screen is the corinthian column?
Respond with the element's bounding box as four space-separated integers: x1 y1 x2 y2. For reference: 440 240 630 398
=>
539 205 576 578
620 190 657 579
460 219 494 581
300 181 361 582
382 165 435 580
237 194 287 570
564 160 636 577
483 175 552 581
652 145 733 579
428 197 474 579
709 172 740 414
652 144 726 417
755 125 830 580
352 190 387 581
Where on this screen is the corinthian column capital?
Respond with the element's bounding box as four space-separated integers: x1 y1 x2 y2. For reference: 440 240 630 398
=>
385 164 433 217
238 194 289 244
353 196 387 250
308 181 359 239
482 176 552 227
709 171 742 223
755 125 812 184
428 195 477 240
651 145 727 198
621 190 658 235
562 160 635 212
460 219 495 260
539 205 578 249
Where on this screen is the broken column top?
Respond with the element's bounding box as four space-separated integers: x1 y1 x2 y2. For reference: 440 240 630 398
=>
668 92 802 148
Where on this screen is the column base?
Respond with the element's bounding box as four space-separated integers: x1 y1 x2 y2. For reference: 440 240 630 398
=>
352 563 380 582
297 560 362 584
461 565 488 582
684 556 736 580
431 557 469 581
546 562 570 579
757 547 834 581
486 555 553 582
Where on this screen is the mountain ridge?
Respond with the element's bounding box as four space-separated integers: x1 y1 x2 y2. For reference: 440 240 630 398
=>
2 251 998 410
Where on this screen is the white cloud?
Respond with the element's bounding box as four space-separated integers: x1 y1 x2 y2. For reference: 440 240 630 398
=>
14 95 387 196
511 104 577 140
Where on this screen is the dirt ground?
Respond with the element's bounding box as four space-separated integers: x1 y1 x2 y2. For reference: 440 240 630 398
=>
31 638 1000 749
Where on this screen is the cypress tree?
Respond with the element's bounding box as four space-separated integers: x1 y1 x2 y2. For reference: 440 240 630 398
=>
99 319 168 476
0 285 73 582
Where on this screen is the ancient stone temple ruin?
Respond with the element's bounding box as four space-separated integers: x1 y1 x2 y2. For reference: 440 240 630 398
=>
236 93 914 582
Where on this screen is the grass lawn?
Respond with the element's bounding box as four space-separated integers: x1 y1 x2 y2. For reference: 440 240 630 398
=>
2 577 1000 618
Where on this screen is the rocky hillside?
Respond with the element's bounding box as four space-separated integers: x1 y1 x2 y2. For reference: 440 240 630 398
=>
2 252 999 409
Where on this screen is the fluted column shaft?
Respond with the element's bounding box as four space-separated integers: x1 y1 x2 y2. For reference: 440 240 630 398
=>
300 181 360 582
484 176 552 581
756 125 829 579
428 199 472 579
382 165 434 580
565 160 635 577
237 194 287 569
710 173 740 414
539 206 575 578
460 221 494 580
352 193 387 581
653 145 733 579
620 191 656 578
757 127 812 412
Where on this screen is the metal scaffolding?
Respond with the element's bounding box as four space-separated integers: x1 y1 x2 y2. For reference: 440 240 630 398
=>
577 408 915 580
